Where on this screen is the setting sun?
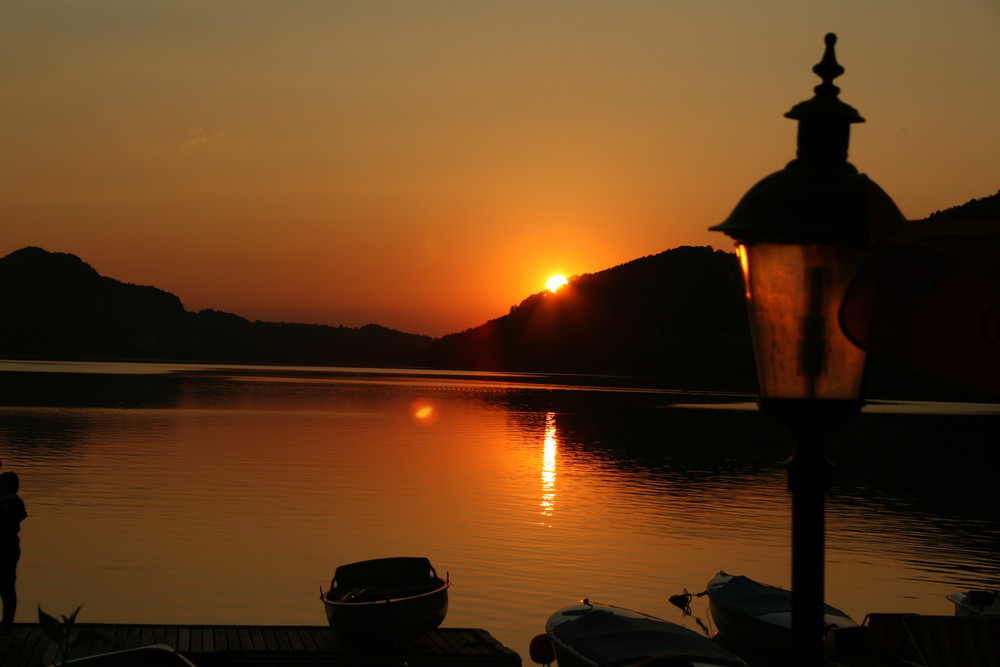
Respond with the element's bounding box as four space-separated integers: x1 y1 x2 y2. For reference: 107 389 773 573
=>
546 275 568 293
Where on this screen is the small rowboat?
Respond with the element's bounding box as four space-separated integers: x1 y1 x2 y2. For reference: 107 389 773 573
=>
320 556 450 645
705 571 857 652
545 600 748 667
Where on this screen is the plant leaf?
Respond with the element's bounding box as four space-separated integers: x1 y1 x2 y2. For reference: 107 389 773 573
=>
66 605 84 625
38 605 68 643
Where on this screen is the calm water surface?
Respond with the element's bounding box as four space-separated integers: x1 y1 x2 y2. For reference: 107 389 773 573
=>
1 361 998 663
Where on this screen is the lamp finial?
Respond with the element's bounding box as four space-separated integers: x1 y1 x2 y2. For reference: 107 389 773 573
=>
813 33 845 98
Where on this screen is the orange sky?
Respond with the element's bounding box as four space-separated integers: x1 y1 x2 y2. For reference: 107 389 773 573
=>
2 1 998 337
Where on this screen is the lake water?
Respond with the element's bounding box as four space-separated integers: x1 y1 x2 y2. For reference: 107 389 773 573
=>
1 361 998 663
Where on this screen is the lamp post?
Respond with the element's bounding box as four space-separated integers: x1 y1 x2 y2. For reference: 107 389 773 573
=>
711 34 903 667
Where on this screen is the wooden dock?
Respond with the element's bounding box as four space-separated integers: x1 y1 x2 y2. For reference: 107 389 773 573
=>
0 623 522 667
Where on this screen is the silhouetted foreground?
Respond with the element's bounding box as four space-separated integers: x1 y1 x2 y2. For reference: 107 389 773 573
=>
0 246 431 368
0 244 757 387
1 188 997 398
426 246 755 390
0 623 519 667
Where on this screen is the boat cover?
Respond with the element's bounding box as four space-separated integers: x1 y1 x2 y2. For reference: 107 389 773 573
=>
712 575 849 618
550 610 746 667
331 556 434 592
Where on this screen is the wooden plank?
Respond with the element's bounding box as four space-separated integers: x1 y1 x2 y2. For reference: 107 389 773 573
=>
134 625 151 647
413 630 450 654
68 624 97 659
464 628 507 655
258 626 279 651
435 629 475 655
283 627 307 652
160 625 179 648
1 626 20 665
238 625 253 652
188 626 204 652
273 626 294 652
0 624 522 667
213 626 228 651
226 626 242 651
27 625 50 666
202 625 215 652
286 627 307 652
3 625 43 667
296 627 321 652
249 626 266 651
309 626 341 652
456 629 489 655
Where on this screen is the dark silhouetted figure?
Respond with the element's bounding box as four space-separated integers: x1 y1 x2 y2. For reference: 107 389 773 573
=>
0 471 27 631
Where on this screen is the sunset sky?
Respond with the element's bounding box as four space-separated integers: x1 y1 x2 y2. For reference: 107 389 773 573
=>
2 1 998 337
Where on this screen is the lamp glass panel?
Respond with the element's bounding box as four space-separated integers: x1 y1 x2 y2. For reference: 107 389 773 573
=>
738 242 867 400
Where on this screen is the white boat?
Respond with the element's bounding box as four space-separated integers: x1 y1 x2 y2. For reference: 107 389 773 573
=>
948 589 999 616
545 600 748 667
705 571 857 652
319 556 450 645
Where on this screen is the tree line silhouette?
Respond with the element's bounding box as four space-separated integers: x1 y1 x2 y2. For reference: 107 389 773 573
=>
925 188 1000 221
2 187 997 397
424 246 756 391
0 244 757 389
0 246 430 368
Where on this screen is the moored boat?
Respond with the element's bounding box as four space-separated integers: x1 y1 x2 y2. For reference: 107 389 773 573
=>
545 599 748 667
947 589 999 617
705 571 857 652
319 556 450 645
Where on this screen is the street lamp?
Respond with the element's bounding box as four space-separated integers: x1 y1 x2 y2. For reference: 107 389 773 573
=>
711 34 904 667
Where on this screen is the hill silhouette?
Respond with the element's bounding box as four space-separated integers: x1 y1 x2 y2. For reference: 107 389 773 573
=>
2 187 997 397
0 246 431 367
0 244 755 387
925 188 1000 221
424 246 756 390
425 190 1000 397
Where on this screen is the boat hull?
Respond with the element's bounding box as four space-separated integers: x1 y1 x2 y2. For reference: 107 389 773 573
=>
706 571 857 653
546 601 748 667
321 557 450 645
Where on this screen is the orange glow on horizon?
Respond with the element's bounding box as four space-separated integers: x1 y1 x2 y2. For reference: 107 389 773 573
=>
2 5 997 338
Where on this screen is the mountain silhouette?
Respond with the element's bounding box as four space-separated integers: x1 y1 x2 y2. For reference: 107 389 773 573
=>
424 246 756 390
925 188 1000 221
0 246 431 367
0 244 755 387
2 187 997 397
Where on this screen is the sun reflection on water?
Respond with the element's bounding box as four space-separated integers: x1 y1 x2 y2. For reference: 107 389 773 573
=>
540 411 557 524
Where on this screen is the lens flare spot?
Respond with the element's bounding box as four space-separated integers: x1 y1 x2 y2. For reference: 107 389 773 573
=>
411 399 439 425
